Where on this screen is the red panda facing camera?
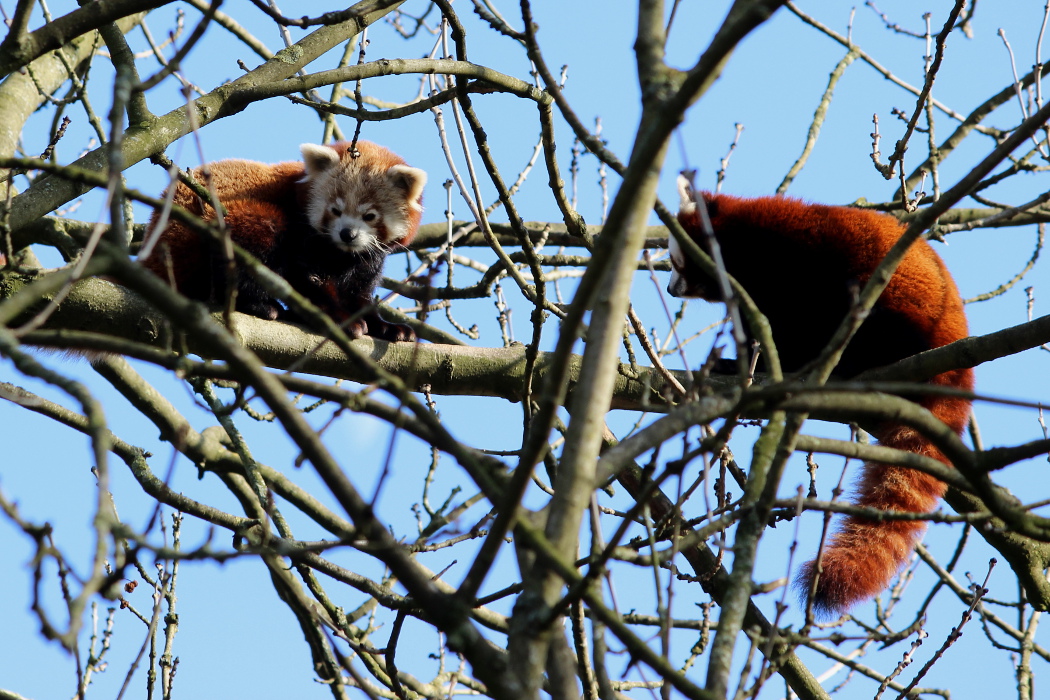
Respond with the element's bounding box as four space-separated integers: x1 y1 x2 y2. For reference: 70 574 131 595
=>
141 140 426 342
668 176 974 617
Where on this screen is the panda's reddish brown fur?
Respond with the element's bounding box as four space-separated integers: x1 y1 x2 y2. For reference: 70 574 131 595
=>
668 184 973 616
142 141 426 341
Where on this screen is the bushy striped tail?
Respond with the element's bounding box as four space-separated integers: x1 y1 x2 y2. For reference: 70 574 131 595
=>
798 373 972 616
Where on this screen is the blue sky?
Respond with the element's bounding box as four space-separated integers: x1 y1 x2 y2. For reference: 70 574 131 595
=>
2 1 1049 698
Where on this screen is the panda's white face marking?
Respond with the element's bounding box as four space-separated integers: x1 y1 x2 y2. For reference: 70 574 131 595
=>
298 142 426 253
320 201 384 253
666 233 695 298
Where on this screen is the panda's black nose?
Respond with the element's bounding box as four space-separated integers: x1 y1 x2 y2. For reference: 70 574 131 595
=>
340 228 355 243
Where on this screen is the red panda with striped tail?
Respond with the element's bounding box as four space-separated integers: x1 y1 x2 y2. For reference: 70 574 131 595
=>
141 140 426 341
667 176 973 616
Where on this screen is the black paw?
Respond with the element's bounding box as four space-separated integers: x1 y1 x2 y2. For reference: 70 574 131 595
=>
346 318 369 339
370 320 416 342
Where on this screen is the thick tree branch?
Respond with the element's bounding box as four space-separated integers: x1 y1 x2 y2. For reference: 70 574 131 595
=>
0 0 169 79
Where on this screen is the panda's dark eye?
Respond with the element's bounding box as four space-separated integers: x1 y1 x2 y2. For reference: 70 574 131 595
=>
330 206 342 216
362 212 377 222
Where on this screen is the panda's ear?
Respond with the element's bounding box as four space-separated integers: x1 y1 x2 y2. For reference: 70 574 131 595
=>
388 164 427 210
300 143 340 178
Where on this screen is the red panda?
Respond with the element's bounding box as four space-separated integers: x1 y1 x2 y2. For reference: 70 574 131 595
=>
141 140 426 342
667 177 974 616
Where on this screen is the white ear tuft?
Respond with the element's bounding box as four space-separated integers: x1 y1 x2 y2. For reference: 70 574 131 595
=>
677 170 698 214
300 143 340 178
388 164 427 210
